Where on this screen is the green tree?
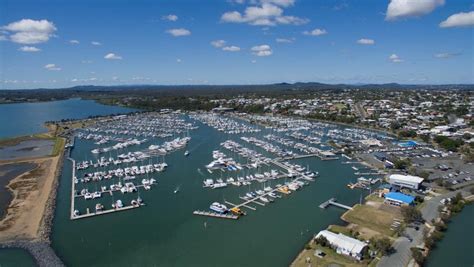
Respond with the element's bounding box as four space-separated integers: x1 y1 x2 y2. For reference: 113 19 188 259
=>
401 206 423 223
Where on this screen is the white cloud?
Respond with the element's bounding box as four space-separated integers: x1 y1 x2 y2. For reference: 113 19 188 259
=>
2 19 57 44
386 0 444 21
176 58 182 63
439 11 474 28
69 40 79 44
261 0 295 7
389 54 403 63
18 46 41 52
166 28 191 37
211 39 226 48
251 59 257 63
357 38 375 45
104 53 122 60
303 28 327 36
434 52 461 59
251 44 272 56
44 63 61 71
221 3 308 26
162 14 178 21
276 37 293 43
222 45 241 52
0 35 7 41
91 41 102 46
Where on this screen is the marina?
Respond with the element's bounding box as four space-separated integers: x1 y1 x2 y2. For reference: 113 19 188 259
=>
50 111 387 266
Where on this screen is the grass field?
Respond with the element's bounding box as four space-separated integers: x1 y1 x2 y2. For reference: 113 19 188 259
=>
342 204 401 238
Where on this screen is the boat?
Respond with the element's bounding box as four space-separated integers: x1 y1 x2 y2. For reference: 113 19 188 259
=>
209 202 228 214
174 187 180 194
184 150 190 156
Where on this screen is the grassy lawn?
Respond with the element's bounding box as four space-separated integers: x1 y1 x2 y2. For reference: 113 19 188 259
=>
51 137 66 156
342 204 400 237
291 243 371 267
328 224 353 236
365 194 384 203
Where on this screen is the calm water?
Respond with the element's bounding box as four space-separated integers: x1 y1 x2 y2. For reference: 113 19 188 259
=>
0 248 36 267
0 98 136 138
0 99 136 265
0 163 37 219
426 204 474 267
0 140 53 160
51 116 372 266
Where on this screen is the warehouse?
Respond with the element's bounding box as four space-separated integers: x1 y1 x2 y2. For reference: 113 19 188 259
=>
388 174 424 190
315 230 368 260
384 192 415 206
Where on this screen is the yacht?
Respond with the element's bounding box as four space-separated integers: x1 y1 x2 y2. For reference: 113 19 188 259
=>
209 202 228 214
184 151 190 156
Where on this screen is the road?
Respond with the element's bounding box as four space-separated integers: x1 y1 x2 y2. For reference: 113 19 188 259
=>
378 189 471 267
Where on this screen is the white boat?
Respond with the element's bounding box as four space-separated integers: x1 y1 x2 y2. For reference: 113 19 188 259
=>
209 202 228 213
184 151 190 156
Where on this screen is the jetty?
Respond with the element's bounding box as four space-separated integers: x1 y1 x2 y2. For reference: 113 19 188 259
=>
72 204 143 220
319 198 353 210
193 210 239 220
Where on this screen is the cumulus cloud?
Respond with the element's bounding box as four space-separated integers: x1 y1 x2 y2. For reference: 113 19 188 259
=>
221 3 308 26
104 53 122 60
222 45 241 52
162 14 178 21
44 63 61 71
303 28 327 36
2 19 57 44
251 44 272 56
357 38 375 45
69 40 79 44
211 39 226 48
166 28 191 36
18 46 41 52
91 41 102 46
389 54 403 63
434 52 461 59
276 37 293 43
386 0 444 21
439 11 474 28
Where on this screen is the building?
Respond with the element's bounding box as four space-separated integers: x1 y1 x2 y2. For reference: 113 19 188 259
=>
384 192 415 206
388 174 424 190
315 230 368 260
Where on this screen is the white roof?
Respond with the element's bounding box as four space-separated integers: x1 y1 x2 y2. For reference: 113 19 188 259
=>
316 230 366 254
389 174 424 184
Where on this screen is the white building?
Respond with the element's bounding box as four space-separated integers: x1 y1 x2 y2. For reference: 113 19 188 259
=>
315 230 367 260
388 174 424 189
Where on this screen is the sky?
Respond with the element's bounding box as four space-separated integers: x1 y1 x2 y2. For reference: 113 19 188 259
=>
0 0 473 89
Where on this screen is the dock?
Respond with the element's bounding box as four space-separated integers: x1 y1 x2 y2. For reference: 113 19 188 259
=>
319 198 353 210
193 210 239 220
71 204 143 220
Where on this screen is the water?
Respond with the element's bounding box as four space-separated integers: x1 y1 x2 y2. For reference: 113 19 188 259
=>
0 140 53 160
0 163 37 219
0 249 36 267
0 98 136 138
51 117 370 266
426 204 474 267
0 99 137 264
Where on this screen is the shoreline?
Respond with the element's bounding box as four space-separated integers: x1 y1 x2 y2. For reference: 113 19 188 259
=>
0 132 66 266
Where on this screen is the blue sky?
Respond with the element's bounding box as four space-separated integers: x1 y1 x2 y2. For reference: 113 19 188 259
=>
0 0 473 89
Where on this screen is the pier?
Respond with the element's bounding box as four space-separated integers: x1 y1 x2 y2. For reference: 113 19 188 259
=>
72 204 143 220
193 210 239 220
319 198 353 210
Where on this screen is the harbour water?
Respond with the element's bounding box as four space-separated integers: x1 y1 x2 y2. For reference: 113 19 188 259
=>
51 114 372 266
425 204 474 267
0 248 36 267
0 98 136 138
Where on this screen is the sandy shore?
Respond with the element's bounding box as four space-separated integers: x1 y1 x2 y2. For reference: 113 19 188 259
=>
0 154 60 242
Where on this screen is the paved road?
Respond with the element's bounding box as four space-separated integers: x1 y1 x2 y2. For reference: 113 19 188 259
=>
378 188 471 267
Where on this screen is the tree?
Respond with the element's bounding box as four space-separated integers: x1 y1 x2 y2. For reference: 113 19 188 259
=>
315 235 330 247
411 247 425 265
372 237 392 256
401 206 423 223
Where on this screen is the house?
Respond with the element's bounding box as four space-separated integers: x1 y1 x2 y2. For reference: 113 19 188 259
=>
315 230 368 260
384 192 415 206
